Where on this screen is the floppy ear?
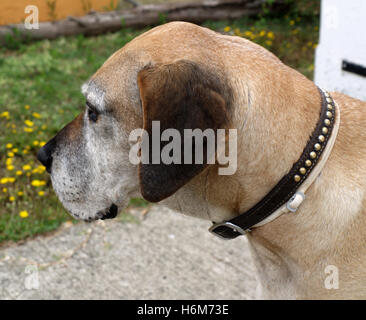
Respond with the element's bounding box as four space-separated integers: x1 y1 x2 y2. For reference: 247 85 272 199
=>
137 60 232 202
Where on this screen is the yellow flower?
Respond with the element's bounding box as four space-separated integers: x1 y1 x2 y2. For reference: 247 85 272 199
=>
26 172 31 177
41 125 47 130
1 111 10 118
23 149 29 154
16 170 23 176
25 105 30 110
32 112 41 118
313 43 318 49
224 26 231 32
290 20 295 26
12 148 18 153
33 140 39 146
23 164 31 171
19 210 29 218
31 180 46 187
40 141 46 147
24 120 34 127
6 143 12 149
7 151 14 157
38 191 45 196
2 188 7 193
6 158 12 166
7 165 14 171
8 177 15 183
244 31 252 38
0 178 9 184
18 191 24 196
265 40 273 47
259 30 266 37
9 196 15 202
24 127 33 133
267 31 274 39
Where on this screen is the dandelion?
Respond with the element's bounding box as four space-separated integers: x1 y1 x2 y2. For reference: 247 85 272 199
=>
12 148 18 153
38 191 45 196
265 40 273 47
24 120 34 127
33 140 39 146
41 125 47 130
8 177 15 183
267 31 274 39
7 152 14 157
224 26 231 32
25 105 30 110
0 111 10 120
6 158 12 166
23 149 29 154
0 178 9 184
31 180 46 187
2 188 7 193
259 30 266 37
7 165 14 171
40 141 46 147
9 196 15 202
23 164 31 171
244 31 252 38
19 210 29 218
24 127 33 133
290 20 295 26
32 112 41 118
17 191 24 196
16 170 23 176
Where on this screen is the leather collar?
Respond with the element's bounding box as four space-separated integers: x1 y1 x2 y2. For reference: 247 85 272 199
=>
209 87 340 240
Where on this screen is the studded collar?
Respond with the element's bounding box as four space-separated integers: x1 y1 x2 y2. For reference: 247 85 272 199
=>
209 87 341 240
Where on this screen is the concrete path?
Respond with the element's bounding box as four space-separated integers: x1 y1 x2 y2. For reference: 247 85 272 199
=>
0 205 257 299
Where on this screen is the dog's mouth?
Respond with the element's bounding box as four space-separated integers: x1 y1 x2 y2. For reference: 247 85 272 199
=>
100 203 119 220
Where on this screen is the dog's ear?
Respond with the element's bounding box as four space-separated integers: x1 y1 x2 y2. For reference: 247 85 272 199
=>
137 60 231 202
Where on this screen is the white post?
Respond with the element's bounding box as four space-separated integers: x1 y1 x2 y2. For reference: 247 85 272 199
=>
314 0 366 101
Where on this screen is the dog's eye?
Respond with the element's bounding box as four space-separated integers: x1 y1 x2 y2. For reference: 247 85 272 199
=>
87 104 99 123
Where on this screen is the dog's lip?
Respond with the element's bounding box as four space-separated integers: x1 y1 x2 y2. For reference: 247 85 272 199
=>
100 203 118 220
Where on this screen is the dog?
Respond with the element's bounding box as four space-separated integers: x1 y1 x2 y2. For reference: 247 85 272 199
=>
37 22 366 299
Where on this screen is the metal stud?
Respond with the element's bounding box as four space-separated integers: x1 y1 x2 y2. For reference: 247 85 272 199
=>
322 127 328 134
305 160 312 167
326 97 332 103
294 175 301 182
327 104 333 110
314 143 321 151
299 167 306 175
324 119 331 126
310 151 317 159
318 135 325 142
326 111 332 118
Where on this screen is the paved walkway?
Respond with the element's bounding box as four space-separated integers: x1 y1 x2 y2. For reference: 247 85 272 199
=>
0 205 257 299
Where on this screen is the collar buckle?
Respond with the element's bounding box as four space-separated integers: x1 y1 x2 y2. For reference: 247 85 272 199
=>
209 222 249 240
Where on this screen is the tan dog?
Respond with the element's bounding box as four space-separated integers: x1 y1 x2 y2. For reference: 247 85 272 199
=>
38 22 366 299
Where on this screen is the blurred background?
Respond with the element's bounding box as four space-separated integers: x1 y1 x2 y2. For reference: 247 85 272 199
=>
0 0 333 244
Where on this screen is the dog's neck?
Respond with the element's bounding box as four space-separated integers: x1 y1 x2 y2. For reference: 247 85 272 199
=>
164 70 334 298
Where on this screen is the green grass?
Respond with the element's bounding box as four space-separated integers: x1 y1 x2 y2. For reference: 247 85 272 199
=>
0 13 319 243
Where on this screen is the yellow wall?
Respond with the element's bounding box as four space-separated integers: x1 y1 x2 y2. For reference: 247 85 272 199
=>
0 0 115 25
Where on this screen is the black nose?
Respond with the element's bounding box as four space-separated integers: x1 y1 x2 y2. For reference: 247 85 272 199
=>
37 138 56 173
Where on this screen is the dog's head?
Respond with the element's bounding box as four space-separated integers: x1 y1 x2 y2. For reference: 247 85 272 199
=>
37 22 236 221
